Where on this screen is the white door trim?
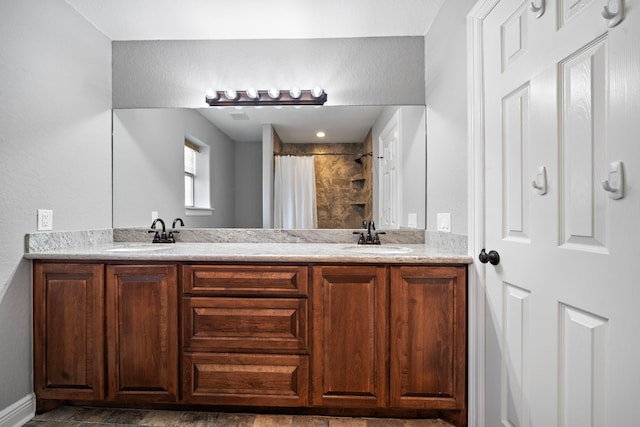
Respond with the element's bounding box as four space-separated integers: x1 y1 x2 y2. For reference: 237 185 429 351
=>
466 1 501 427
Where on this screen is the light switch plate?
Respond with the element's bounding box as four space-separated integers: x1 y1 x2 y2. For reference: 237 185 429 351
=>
407 213 418 228
437 213 451 233
37 209 53 231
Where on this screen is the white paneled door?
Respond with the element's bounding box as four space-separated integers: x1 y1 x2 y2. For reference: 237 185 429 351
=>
379 111 401 229
479 0 639 426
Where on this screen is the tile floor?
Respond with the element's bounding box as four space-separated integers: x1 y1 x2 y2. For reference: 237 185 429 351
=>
26 406 455 427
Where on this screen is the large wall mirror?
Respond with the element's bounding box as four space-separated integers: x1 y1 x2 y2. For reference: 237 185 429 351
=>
112 105 425 230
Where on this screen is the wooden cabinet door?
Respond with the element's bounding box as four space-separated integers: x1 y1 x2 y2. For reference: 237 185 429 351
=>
33 262 105 400
106 265 178 402
311 265 388 408
390 266 466 409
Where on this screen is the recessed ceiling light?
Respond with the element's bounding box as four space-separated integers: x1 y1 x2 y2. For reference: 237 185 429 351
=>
316 131 326 138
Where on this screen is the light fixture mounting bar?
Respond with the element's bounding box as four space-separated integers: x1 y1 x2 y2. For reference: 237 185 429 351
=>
205 89 327 106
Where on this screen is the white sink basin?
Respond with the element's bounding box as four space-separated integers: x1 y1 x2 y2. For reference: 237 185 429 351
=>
105 244 171 253
342 245 413 255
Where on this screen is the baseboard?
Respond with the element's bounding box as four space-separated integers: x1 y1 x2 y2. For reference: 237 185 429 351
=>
0 394 35 427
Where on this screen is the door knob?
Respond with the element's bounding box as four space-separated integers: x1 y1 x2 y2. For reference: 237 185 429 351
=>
479 249 500 265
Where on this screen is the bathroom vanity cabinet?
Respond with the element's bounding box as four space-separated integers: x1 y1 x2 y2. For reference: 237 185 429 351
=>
311 265 388 408
33 263 179 403
181 265 309 406
312 265 466 410
105 265 179 402
33 263 105 401
33 259 466 424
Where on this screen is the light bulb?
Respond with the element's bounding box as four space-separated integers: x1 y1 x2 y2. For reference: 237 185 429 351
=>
205 89 218 101
246 88 259 99
311 86 324 98
224 89 238 100
289 87 301 99
316 131 326 138
268 88 280 99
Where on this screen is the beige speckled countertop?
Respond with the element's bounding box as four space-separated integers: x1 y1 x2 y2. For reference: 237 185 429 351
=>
25 242 472 264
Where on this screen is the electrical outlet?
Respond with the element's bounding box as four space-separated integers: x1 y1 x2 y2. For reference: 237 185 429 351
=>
37 209 53 231
437 213 451 233
152 211 158 221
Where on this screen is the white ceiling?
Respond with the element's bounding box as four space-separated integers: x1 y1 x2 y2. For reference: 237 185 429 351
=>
68 0 440 143
196 105 385 144
64 0 445 41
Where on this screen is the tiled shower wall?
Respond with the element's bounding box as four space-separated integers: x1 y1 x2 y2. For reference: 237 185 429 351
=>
278 139 373 229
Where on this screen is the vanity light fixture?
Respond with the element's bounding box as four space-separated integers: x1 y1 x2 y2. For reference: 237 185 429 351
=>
204 87 327 106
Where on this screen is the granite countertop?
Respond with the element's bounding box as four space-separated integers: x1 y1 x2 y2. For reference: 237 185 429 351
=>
24 229 472 264
24 242 472 264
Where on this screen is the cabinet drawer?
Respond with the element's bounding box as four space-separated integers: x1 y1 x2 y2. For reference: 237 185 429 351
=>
183 353 309 407
183 265 308 296
183 297 308 352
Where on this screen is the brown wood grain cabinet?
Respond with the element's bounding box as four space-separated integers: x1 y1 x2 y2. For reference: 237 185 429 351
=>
311 265 388 408
33 262 178 405
106 265 179 402
183 296 308 353
183 353 309 406
182 265 310 406
34 260 466 423
390 266 466 410
33 263 105 401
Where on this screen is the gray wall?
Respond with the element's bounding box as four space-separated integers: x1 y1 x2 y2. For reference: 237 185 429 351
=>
424 0 476 235
113 109 237 228
0 0 112 414
112 37 426 108
234 141 263 228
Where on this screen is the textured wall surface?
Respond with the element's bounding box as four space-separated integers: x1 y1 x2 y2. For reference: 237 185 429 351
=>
425 0 476 234
278 143 371 229
234 141 263 228
0 0 112 413
112 37 425 108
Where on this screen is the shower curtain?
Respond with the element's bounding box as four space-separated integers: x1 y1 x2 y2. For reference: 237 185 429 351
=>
274 155 318 229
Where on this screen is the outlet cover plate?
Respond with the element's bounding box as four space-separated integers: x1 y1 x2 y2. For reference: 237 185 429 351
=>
436 213 451 233
37 209 53 231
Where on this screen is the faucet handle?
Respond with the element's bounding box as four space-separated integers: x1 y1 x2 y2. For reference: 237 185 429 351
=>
373 231 385 245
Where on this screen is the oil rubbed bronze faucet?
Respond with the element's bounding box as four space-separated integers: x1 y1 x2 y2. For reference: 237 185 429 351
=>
167 218 184 243
353 220 386 245
148 218 169 243
149 217 185 243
